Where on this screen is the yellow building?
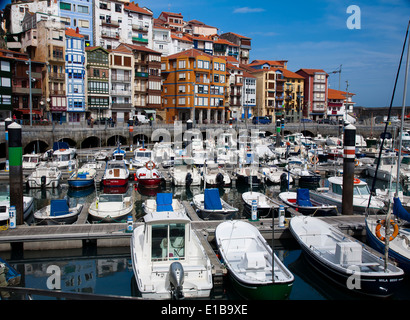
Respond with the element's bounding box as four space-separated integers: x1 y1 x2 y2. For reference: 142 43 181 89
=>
161 49 228 124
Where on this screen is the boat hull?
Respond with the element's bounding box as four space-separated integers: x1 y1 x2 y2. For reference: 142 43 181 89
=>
137 178 162 188
229 272 293 300
68 179 94 189
299 242 403 298
102 178 129 187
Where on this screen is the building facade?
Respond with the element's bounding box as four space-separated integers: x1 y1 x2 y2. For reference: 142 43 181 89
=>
296 68 329 120
85 46 110 120
161 49 227 124
65 28 86 123
220 32 251 65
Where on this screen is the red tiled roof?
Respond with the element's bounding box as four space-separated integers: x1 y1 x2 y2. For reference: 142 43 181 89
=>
65 27 84 38
213 38 238 46
118 43 161 54
297 68 328 76
223 32 251 39
328 88 355 100
124 2 152 15
165 48 213 60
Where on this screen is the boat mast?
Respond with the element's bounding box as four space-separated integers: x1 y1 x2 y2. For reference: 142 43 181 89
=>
385 21 410 271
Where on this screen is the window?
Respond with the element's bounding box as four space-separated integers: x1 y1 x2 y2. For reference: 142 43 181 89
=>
220 63 225 71
60 2 71 10
214 74 219 83
1 61 10 72
115 4 122 12
1 78 11 87
77 5 88 13
79 19 89 28
203 61 209 69
214 62 219 70
197 60 203 69
178 60 186 69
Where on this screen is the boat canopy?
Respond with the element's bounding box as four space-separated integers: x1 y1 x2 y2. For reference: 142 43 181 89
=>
156 193 173 212
53 142 70 151
204 188 222 210
394 197 410 223
297 189 313 207
50 199 69 217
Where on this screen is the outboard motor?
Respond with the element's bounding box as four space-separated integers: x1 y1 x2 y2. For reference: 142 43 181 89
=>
185 172 193 187
216 172 224 187
40 175 47 188
169 261 184 300
280 173 288 192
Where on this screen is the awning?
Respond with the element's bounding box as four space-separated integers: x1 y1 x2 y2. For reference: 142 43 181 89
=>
15 109 42 115
144 110 156 114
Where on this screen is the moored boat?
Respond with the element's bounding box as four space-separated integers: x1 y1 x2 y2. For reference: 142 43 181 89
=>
192 188 238 220
130 195 213 299
33 199 83 225
26 164 62 189
242 191 282 218
278 189 338 216
289 215 404 298
215 220 294 300
67 165 96 189
88 192 134 223
102 160 129 187
135 161 163 188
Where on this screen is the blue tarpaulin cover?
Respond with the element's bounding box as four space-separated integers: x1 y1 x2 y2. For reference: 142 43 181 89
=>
297 189 313 207
53 142 70 151
394 197 410 223
156 193 173 212
50 199 69 217
204 188 222 210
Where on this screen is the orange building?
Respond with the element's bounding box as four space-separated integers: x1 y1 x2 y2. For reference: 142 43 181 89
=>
161 48 228 124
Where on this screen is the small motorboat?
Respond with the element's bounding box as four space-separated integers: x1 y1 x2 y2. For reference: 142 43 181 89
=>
290 216 404 298
278 189 338 215
215 220 294 300
131 195 213 299
102 160 129 187
191 188 238 220
49 142 77 170
67 165 97 189
33 199 83 225
88 192 134 223
26 164 62 189
22 153 41 170
242 191 282 218
142 193 185 216
202 162 231 187
135 161 164 188
0 195 34 224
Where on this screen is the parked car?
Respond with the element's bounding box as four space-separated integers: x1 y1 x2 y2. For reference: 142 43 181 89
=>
252 116 271 124
134 115 150 124
300 118 313 123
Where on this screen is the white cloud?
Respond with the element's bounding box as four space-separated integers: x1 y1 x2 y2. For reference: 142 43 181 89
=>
233 7 265 14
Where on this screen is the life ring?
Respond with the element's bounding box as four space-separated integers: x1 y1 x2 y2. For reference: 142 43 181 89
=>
310 155 319 164
353 178 361 184
355 159 359 167
375 219 399 242
145 160 156 170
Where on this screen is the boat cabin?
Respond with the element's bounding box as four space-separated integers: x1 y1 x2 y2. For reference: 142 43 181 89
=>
328 177 370 196
144 211 190 262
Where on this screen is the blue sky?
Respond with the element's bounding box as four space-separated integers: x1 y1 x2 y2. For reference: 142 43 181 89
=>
146 0 410 108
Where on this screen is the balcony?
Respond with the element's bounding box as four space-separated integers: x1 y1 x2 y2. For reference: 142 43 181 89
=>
102 20 119 28
12 87 42 95
132 25 148 32
50 90 66 96
111 75 131 82
135 72 149 78
49 54 64 62
110 89 131 96
111 103 132 110
49 72 65 81
102 31 119 39
132 37 148 44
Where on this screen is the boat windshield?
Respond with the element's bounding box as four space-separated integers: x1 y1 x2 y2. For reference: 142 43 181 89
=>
98 194 123 202
23 156 38 163
136 152 151 158
151 223 185 262
354 184 370 196
53 154 70 161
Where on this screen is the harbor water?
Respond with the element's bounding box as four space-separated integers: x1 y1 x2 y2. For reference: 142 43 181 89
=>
2 175 410 300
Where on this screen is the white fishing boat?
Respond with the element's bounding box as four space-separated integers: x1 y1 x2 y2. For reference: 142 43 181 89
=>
49 142 77 169
242 191 282 218
26 164 62 189
236 166 263 186
309 176 385 214
131 147 155 168
152 142 175 168
33 199 83 225
290 216 404 297
192 188 238 220
136 161 164 188
0 195 34 223
142 193 186 216
88 192 134 223
261 166 293 184
130 194 213 299
215 220 294 300
22 153 41 170
202 162 231 187
94 149 109 161
170 163 201 187
366 153 398 181
102 160 129 187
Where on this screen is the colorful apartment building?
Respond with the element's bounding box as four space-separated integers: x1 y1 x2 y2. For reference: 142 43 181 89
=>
220 32 251 65
85 46 110 121
327 88 356 121
296 68 329 120
58 0 93 47
161 48 227 124
65 28 86 123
